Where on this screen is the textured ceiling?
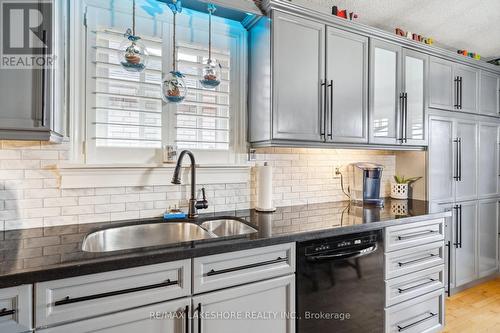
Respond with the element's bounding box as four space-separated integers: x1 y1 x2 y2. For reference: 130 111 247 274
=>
288 0 500 59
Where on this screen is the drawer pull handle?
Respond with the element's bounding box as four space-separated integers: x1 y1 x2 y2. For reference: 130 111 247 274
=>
397 278 437 293
0 308 16 317
207 257 288 277
54 279 178 306
398 254 437 267
397 230 437 241
397 312 437 332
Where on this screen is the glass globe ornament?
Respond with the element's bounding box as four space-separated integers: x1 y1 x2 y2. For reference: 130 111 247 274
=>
200 59 222 89
162 71 187 103
119 31 148 72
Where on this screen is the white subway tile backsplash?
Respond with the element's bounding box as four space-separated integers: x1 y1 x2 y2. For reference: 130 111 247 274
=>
0 141 397 230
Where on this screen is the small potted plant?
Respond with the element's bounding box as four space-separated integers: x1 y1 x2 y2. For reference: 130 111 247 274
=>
391 175 421 200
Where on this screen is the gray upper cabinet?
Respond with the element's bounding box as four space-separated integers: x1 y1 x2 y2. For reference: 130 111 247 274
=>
369 39 402 145
0 0 66 142
369 40 427 146
271 11 325 142
478 199 499 278
479 71 500 117
429 56 479 114
325 27 368 143
429 57 455 111
454 65 479 114
478 122 499 198
402 49 428 145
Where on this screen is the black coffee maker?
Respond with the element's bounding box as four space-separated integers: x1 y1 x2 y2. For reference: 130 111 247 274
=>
347 162 384 207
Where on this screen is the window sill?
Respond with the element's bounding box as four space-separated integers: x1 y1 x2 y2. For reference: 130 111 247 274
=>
58 163 252 189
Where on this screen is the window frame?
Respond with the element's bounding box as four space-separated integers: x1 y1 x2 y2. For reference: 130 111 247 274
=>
69 0 248 166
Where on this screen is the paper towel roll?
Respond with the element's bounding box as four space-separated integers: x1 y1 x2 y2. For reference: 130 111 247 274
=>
256 162 276 212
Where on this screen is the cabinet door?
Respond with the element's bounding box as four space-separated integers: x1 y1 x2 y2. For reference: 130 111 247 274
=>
193 275 295 333
428 117 455 202
402 49 427 145
369 39 402 144
479 71 499 116
478 123 499 198
478 199 499 278
455 65 479 113
455 120 478 201
272 11 325 142
39 298 190 333
454 201 478 287
429 57 455 111
325 27 368 143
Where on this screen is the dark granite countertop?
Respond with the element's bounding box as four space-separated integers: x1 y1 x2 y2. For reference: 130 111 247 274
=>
0 199 450 288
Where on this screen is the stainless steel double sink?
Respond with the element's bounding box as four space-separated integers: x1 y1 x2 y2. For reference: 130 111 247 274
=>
82 218 257 253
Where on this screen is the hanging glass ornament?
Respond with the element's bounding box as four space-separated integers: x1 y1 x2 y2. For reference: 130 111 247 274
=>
119 0 148 72
161 0 187 103
200 4 222 89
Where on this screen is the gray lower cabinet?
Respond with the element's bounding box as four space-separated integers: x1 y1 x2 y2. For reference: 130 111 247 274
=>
193 275 295 333
429 56 479 114
325 27 368 143
0 285 32 333
0 0 67 141
478 122 499 198
453 200 478 287
478 199 499 278
38 298 190 333
479 71 499 116
270 11 325 142
369 39 427 146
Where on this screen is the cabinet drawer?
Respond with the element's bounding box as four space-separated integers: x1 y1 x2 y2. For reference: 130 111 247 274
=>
193 243 295 294
385 265 444 307
385 241 444 279
0 285 32 333
35 260 190 328
385 219 444 252
385 289 445 333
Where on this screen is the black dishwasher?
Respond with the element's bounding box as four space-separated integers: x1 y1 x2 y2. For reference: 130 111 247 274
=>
297 230 384 333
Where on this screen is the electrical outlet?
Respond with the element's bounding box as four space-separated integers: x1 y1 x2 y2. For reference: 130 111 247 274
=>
333 165 342 178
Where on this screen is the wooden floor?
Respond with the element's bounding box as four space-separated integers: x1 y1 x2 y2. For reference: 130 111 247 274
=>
443 277 500 332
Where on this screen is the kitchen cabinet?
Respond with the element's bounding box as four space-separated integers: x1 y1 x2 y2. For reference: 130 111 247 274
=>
325 27 368 143
0 285 32 333
428 117 455 203
271 11 325 142
429 57 455 111
369 39 402 145
402 49 427 145
39 298 190 333
428 116 479 203
249 12 370 146
193 275 295 333
369 40 427 146
0 0 67 141
455 120 478 202
453 201 478 287
478 199 499 278
478 122 499 198
479 71 499 116
429 56 479 114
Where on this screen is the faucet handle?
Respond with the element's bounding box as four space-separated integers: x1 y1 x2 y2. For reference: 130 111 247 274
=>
196 187 209 210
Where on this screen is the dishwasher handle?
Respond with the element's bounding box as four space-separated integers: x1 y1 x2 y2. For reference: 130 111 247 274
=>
306 244 378 262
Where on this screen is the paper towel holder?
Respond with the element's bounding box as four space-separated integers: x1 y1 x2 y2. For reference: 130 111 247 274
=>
256 162 276 212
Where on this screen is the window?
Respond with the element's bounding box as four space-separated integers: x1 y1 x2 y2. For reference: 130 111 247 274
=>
83 2 246 164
